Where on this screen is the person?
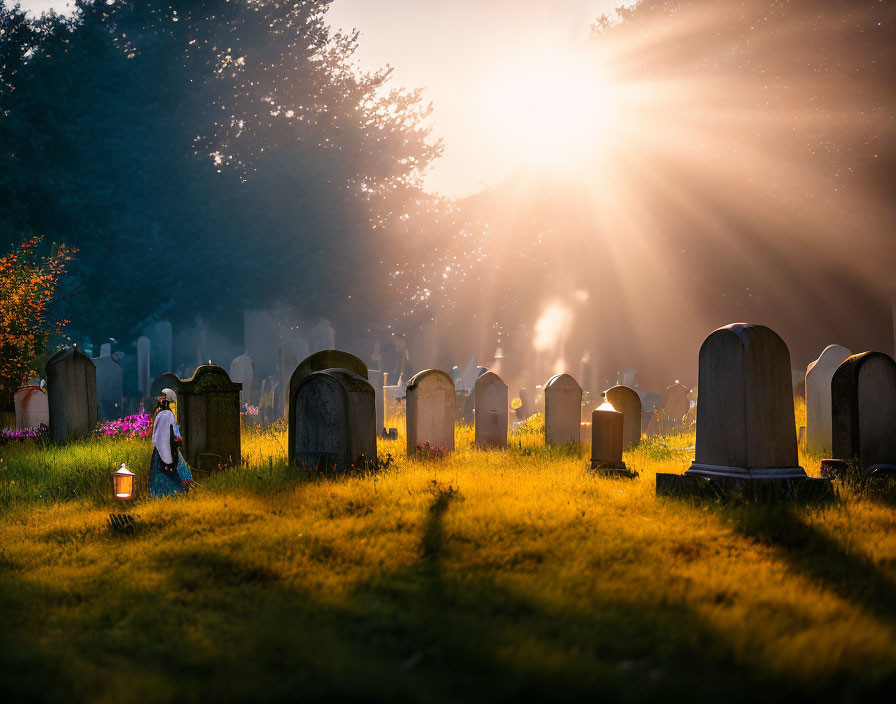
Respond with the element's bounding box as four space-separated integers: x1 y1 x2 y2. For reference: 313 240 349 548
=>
149 388 191 497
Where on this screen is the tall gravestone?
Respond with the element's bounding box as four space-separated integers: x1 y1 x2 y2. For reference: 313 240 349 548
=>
621 369 638 389
829 352 896 474
136 336 151 399
663 382 690 424
288 368 376 471
229 353 255 406
604 385 642 448
14 381 49 430
686 323 805 479
310 319 336 353
544 373 582 446
92 345 123 421
474 371 508 449
517 388 533 420
259 375 276 424
244 309 281 384
805 344 852 453
406 369 455 456
144 321 172 380
177 365 241 470
279 336 310 393
368 369 386 435
46 348 97 443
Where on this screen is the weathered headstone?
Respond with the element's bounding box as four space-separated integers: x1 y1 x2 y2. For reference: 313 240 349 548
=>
474 371 508 449
406 369 455 456
310 318 336 353
604 385 642 448
279 336 310 392
517 388 533 420
93 346 123 421
292 350 368 387
368 369 386 434
288 368 376 471
136 336 151 398
640 392 663 411
829 352 896 474
686 323 804 479
663 381 690 424
805 344 852 453
144 321 173 380
14 382 49 430
177 365 241 470
46 348 97 442
621 369 639 389
460 355 479 391
229 353 255 406
544 373 582 446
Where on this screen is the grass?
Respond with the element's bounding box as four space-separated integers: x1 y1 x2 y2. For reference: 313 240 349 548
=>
1 407 895 702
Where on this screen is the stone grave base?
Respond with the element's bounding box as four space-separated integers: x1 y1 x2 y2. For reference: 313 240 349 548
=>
687 463 807 480
656 473 836 503
820 459 896 480
589 460 639 480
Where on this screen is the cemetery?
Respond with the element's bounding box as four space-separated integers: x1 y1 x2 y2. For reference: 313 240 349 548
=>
1 0 894 701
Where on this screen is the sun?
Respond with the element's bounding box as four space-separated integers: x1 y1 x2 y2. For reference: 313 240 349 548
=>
478 50 620 169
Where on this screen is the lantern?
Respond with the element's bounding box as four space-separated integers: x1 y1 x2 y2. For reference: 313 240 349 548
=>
111 463 135 500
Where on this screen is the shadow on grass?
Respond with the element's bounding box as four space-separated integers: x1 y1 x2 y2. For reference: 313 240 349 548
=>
727 503 896 627
1 493 893 703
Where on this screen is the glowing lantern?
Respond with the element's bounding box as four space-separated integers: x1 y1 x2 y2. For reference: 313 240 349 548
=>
111 463 135 500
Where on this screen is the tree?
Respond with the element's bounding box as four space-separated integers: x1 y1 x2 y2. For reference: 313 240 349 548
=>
0 237 75 406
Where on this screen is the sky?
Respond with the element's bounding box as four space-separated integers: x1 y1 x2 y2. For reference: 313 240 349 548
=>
20 0 623 197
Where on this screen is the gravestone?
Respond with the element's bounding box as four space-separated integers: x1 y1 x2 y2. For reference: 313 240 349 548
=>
368 369 386 435
279 336 310 391
590 400 626 471
686 323 804 479
292 350 368 387
621 369 638 389
14 382 49 430
604 385 642 448
474 371 508 449
805 344 852 453
663 382 690 424
640 392 663 411
544 373 582 446
92 346 123 421
136 336 151 398
244 309 281 383
150 373 181 403
144 321 172 380
46 348 97 443
406 369 455 456
177 365 241 470
259 375 276 425
829 352 896 474
288 368 376 471
229 353 255 406
460 355 479 391
310 318 336 353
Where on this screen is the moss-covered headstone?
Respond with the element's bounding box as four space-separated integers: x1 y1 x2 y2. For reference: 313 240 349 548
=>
177 365 241 470
46 347 97 443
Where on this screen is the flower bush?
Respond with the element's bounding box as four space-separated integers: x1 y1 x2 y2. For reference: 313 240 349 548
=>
96 413 151 438
1 425 47 441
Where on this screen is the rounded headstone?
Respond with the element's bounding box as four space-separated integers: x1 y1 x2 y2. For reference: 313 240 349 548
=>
474 371 508 449
406 369 455 456
687 323 804 479
805 344 851 453
604 385 642 448
544 373 582 446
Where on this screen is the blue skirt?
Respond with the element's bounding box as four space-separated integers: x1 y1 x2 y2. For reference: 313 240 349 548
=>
149 448 193 498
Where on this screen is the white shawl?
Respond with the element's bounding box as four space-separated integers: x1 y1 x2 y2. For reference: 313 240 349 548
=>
152 409 180 464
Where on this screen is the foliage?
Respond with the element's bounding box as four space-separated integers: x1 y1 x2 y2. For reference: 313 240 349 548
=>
0 0 441 340
0 237 74 405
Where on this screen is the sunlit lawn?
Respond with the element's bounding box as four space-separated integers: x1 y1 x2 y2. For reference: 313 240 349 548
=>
1 406 895 702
